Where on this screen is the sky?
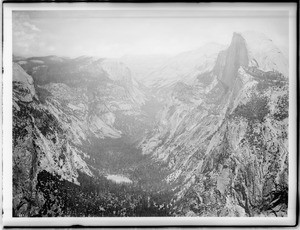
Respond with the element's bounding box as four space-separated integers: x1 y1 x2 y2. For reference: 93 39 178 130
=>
12 10 289 58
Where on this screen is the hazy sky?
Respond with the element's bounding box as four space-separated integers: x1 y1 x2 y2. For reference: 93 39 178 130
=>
13 10 289 58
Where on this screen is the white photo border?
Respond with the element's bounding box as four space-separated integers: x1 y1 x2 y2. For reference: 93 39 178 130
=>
2 2 298 227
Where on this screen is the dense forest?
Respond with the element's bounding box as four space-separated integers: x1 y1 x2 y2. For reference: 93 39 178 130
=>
34 170 174 217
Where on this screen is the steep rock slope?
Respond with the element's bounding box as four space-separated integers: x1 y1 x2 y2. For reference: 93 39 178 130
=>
141 32 289 217
13 63 93 216
217 32 248 89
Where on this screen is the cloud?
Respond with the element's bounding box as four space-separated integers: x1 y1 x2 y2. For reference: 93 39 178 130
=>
23 21 40 32
13 12 41 56
12 11 289 58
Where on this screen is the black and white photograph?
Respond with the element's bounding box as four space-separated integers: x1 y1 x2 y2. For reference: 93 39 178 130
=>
2 2 297 227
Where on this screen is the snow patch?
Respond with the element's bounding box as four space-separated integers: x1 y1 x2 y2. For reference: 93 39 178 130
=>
30 59 44 64
106 174 132 184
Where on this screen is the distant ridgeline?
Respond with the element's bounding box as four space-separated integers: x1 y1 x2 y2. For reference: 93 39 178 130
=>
13 31 288 217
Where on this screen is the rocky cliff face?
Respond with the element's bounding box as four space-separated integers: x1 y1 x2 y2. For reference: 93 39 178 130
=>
12 31 289 217
13 63 94 216
217 32 249 90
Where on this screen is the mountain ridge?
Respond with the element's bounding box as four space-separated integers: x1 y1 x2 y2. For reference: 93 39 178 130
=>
12 31 289 217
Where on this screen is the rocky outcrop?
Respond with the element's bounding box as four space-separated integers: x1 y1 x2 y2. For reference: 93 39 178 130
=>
13 63 36 102
216 33 249 90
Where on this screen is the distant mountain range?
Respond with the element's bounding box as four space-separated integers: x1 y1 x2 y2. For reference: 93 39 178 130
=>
12 31 289 217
